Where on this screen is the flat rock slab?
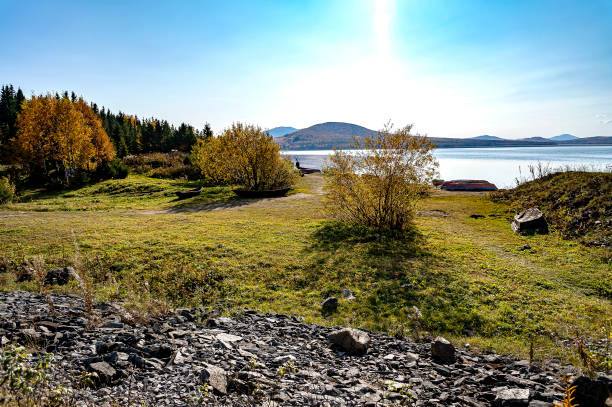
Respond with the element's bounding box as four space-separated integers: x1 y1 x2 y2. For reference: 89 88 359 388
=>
495 388 530 406
215 332 243 342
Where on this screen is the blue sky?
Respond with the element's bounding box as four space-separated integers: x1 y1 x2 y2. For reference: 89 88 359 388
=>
1 0 611 138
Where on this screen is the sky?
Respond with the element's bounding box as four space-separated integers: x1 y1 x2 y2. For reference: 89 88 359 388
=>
1 0 611 139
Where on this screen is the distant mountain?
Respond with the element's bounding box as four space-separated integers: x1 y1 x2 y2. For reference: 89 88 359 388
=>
275 122 377 150
557 136 612 145
428 137 556 148
275 122 612 150
550 134 578 141
266 126 298 138
520 137 551 143
471 135 504 140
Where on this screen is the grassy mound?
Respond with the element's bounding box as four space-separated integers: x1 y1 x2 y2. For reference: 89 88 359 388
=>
491 171 611 247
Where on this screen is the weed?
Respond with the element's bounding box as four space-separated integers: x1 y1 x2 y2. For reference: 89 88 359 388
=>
0 344 58 406
27 256 55 315
248 358 257 370
71 230 96 327
553 375 578 407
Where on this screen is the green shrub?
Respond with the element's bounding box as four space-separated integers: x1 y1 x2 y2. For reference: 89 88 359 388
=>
0 344 58 405
96 159 129 180
0 177 15 204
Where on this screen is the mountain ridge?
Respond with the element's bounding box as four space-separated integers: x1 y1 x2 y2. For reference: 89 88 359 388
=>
550 133 578 141
274 122 612 150
266 126 298 138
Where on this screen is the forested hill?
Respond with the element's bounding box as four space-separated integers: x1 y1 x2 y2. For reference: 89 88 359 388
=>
275 122 377 149
0 84 212 161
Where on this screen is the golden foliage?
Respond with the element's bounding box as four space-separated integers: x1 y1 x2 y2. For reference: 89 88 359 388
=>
191 122 299 191
554 376 579 407
323 123 438 231
14 95 115 180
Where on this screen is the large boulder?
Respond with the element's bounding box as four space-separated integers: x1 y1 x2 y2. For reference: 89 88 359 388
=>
321 297 338 312
511 208 548 234
431 336 456 364
44 267 77 285
328 328 370 355
570 375 610 407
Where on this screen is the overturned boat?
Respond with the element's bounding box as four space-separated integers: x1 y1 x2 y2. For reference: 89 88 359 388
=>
441 180 497 191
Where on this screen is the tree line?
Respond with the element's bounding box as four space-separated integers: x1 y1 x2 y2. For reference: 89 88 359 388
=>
0 84 212 164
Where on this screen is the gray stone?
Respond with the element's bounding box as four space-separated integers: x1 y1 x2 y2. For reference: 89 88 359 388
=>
340 289 355 300
44 267 77 285
216 332 243 343
321 297 338 312
494 388 530 406
88 361 116 384
570 375 610 407
511 208 548 234
431 336 456 364
328 328 370 355
200 364 227 394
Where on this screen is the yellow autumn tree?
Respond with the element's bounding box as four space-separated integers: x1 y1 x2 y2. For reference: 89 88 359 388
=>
74 98 115 166
324 123 438 231
191 122 299 191
14 95 115 184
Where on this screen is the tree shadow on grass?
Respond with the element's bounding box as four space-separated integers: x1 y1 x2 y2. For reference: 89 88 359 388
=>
300 221 486 335
311 221 427 257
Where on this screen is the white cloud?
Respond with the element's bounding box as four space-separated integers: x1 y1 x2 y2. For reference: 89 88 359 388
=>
596 114 612 124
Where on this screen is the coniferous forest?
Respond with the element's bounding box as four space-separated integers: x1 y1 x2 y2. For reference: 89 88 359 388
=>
0 84 212 164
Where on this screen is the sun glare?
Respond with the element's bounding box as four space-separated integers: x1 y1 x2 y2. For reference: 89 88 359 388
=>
374 0 394 61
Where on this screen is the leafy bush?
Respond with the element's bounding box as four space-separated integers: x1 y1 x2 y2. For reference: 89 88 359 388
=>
149 164 200 180
0 176 15 204
191 123 299 191
323 123 437 231
96 158 129 181
0 344 60 405
123 152 199 179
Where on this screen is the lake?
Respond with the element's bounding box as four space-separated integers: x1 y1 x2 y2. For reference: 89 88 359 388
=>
281 145 612 188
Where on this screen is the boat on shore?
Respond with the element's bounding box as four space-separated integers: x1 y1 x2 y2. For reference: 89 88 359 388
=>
299 167 321 174
441 180 497 191
175 186 203 199
295 161 321 175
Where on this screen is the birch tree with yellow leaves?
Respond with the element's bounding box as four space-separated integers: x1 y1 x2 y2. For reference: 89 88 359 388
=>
14 95 115 185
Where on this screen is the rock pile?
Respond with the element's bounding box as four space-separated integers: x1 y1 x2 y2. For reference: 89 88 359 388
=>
0 291 608 406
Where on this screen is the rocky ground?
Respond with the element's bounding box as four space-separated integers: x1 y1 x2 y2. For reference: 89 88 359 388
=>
0 291 610 406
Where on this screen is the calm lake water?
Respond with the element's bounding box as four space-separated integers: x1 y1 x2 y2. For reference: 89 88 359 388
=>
281 145 612 188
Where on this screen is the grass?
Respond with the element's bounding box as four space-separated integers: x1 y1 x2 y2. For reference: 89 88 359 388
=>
492 171 612 247
0 174 610 365
3 175 235 211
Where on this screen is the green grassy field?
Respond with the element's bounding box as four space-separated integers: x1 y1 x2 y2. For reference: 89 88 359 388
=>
0 174 610 365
